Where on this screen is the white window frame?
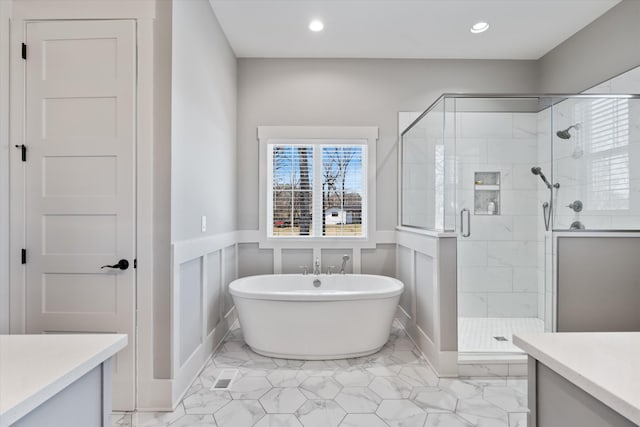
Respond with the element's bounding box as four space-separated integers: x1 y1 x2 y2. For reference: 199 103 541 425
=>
258 126 378 243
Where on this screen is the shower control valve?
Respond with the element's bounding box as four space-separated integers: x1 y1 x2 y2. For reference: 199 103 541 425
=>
566 200 583 212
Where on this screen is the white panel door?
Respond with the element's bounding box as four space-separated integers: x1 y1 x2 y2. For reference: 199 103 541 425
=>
24 20 136 411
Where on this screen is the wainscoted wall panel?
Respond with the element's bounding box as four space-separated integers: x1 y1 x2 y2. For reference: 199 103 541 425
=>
361 244 396 277
397 245 413 316
238 243 274 277
396 228 458 376
170 232 238 409
281 248 313 273
415 251 435 341
206 251 221 334
179 258 203 365
235 230 396 277
223 245 236 315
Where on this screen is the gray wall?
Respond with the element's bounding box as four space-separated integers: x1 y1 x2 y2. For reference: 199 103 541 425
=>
152 0 173 380
237 58 539 232
538 0 640 93
171 0 237 241
557 236 640 332
153 0 238 379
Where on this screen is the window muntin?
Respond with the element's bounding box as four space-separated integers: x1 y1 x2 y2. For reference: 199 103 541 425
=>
268 142 367 238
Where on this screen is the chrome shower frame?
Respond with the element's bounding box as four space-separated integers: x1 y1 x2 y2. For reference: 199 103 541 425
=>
400 93 640 233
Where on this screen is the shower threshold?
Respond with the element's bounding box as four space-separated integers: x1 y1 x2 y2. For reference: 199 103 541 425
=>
458 317 544 353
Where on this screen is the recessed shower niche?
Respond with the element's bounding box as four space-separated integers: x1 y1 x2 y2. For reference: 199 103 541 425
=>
474 171 500 215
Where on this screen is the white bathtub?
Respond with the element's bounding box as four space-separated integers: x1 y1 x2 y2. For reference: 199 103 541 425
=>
229 274 404 360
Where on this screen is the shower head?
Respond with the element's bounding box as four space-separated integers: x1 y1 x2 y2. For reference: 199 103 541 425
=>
556 123 581 140
531 166 542 175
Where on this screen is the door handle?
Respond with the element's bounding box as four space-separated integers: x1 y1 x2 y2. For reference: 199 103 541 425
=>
460 208 471 237
101 259 129 270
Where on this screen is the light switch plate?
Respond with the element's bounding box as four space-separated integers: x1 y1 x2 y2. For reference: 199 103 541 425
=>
201 215 207 232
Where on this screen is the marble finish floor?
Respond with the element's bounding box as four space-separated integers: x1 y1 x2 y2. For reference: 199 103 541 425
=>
113 321 528 426
459 317 544 353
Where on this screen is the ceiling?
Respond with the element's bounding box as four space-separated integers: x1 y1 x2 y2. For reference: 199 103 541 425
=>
209 0 621 60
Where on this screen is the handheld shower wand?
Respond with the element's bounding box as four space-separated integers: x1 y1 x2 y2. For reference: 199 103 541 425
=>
531 166 559 189
531 166 559 231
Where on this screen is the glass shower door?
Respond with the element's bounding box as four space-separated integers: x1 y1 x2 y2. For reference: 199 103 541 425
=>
455 97 545 355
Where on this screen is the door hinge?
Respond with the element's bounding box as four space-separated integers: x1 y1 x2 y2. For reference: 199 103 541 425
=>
14 144 26 161
134 259 137 269
21 43 27 60
21 249 26 264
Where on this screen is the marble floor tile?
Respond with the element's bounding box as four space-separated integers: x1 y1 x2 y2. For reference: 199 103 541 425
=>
368 376 413 399
425 413 474 427
183 389 232 414
376 399 427 427
214 351 252 367
299 376 342 399
410 386 458 413
506 378 528 395
398 365 439 387
169 414 217 426
340 413 388 427
301 360 339 377
254 414 303 427
111 413 132 427
229 376 273 399
295 400 346 427
365 365 402 377
438 378 487 400
483 386 528 412
131 404 185 427
266 369 308 387
334 387 382 413
214 400 266 427
333 368 374 387
456 398 509 426
113 320 528 427
508 412 527 427
259 388 307 413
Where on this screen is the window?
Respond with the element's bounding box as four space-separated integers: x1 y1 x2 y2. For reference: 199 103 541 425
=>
268 142 366 237
258 126 378 240
576 98 630 211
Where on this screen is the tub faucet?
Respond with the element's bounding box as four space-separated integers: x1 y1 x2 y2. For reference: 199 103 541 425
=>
313 257 320 275
340 254 350 274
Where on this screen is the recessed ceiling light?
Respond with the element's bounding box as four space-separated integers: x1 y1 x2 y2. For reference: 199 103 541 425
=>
309 20 324 32
470 21 490 34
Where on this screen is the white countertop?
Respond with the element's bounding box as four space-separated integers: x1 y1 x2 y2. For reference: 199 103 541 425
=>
0 334 127 427
514 332 640 425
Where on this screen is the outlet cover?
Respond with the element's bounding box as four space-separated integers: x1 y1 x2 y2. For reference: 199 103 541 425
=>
201 215 207 232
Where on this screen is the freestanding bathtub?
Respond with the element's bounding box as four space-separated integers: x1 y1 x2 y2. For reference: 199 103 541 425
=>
229 274 404 360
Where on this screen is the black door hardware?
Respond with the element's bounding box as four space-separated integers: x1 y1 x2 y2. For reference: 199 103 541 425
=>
101 259 129 270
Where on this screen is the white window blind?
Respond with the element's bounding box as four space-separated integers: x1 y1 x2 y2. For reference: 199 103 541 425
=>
269 143 366 238
579 98 630 210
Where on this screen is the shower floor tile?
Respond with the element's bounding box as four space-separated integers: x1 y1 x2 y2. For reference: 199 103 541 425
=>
459 317 544 353
113 320 528 426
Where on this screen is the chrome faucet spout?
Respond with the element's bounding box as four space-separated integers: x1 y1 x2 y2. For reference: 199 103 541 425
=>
314 257 321 275
340 254 350 274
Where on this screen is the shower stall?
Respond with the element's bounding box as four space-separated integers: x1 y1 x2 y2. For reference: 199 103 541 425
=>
400 94 640 361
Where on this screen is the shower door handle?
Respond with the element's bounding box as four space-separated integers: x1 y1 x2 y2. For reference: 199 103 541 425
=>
460 208 471 237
